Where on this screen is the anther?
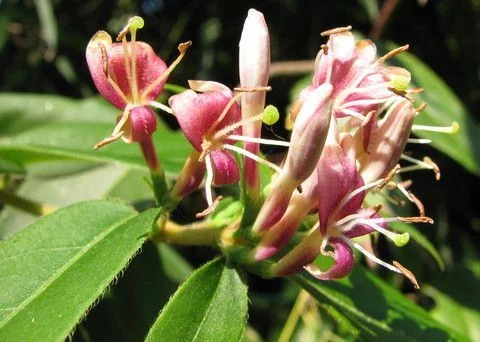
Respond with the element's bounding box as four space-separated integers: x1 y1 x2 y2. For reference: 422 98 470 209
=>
320 25 352 36
397 216 434 224
408 191 426 217
320 44 328 54
376 45 409 64
94 131 124 150
424 157 441 180
416 102 427 113
196 195 223 218
376 165 401 191
234 86 272 92
393 261 420 289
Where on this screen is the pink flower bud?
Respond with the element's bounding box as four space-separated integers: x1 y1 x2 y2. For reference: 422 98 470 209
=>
252 83 332 232
239 9 271 191
356 100 415 183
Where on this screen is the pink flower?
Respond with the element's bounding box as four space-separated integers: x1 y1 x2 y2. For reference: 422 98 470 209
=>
86 16 190 170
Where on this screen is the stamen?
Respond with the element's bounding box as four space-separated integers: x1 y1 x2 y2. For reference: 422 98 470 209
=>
320 234 329 254
341 96 396 109
94 131 124 150
415 102 427 113
320 25 352 36
121 37 134 101
227 134 290 147
337 107 367 121
376 45 409 64
357 220 410 247
376 164 400 191
343 237 402 273
98 43 129 104
407 138 431 144
141 41 192 101
423 157 441 180
209 92 245 134
408 191 426 217
129 24 140 103
233 86 272 92
395 181 415 202
196 195 223 218
204 153 215 206
412 121 459 134
392 261 420 289
223 144 283 174
408 88 424 94
149 101 174 114
348 82 392 94
213 113 263 141
397 216 434 224
320 44 328 54
400 154 441 180
336 179 383 213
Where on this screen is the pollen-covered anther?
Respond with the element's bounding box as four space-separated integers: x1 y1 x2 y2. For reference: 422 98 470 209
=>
393 261 420 289
408 191 426 217
424 157 441 180
320 25 352 36
416 102 427 113
376 44 409 64
398 216 434 224
375 164 401 192
320 44 328 54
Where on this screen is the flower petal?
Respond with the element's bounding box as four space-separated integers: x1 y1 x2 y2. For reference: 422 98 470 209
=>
304 238 354 280
210 150 240 185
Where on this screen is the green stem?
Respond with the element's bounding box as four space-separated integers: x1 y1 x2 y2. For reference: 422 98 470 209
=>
0 190 56 216
278 289 310 342
153 220 224 245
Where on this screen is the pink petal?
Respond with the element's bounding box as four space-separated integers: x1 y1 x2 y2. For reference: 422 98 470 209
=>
86 31 167 109
210 151 240 185
169 89 241 151
127 106 157 142
304 238 354 280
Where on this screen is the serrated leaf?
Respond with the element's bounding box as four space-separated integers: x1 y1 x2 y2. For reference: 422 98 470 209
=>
0 93 190 176
146 258 248 342
0 200 160 341
294 266 467 340
389 46 480 176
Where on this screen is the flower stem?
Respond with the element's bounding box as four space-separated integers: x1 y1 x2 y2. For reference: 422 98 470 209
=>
0 190 56 216
139 138 170 205
278 289 310 342
153 220 223 245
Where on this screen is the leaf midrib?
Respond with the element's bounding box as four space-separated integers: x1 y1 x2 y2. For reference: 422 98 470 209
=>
0 210 136 329
191 264 227 342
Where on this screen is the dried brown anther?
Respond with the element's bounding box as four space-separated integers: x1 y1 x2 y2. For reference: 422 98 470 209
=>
393 261 420 289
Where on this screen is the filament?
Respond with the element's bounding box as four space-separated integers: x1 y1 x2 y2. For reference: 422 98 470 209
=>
223 144 282 174
227 134 290 147
343 237 401 273
149 101 174 114
204 153 214 206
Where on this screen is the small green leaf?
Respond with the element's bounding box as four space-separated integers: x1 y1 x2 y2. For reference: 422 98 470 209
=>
389 45 480 176
146 258 248 342
294 266 466 340
0 200 160 341
0 94 190 176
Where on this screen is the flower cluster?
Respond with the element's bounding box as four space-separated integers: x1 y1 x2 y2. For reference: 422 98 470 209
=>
87 11 457 285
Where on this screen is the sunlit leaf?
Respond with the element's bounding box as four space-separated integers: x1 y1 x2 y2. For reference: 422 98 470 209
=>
146 258 248 342
0 200 160 341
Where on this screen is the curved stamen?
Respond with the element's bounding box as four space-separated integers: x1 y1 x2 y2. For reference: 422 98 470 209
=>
223 144 282 173
204 153 214 206
227 134 290 147
149 100 174 114
213 113 263 140
98 43 129 104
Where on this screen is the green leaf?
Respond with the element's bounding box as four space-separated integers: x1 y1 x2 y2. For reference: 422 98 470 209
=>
0 165 152 238
0 93 190 176
294 266 467 340
0 200 160 341
424 260 480 341
146 258 248 342
389 46 480 176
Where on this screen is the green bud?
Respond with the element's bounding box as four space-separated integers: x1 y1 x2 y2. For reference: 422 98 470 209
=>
262 105 280 125
393 232 410 247
129 16 145 30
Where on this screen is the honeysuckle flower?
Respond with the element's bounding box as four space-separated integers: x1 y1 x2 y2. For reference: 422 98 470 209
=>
272 130 429 285
252 83 333 232
86 16 190 170
291 27 412 126
169 80 279 214
239 8 271 194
